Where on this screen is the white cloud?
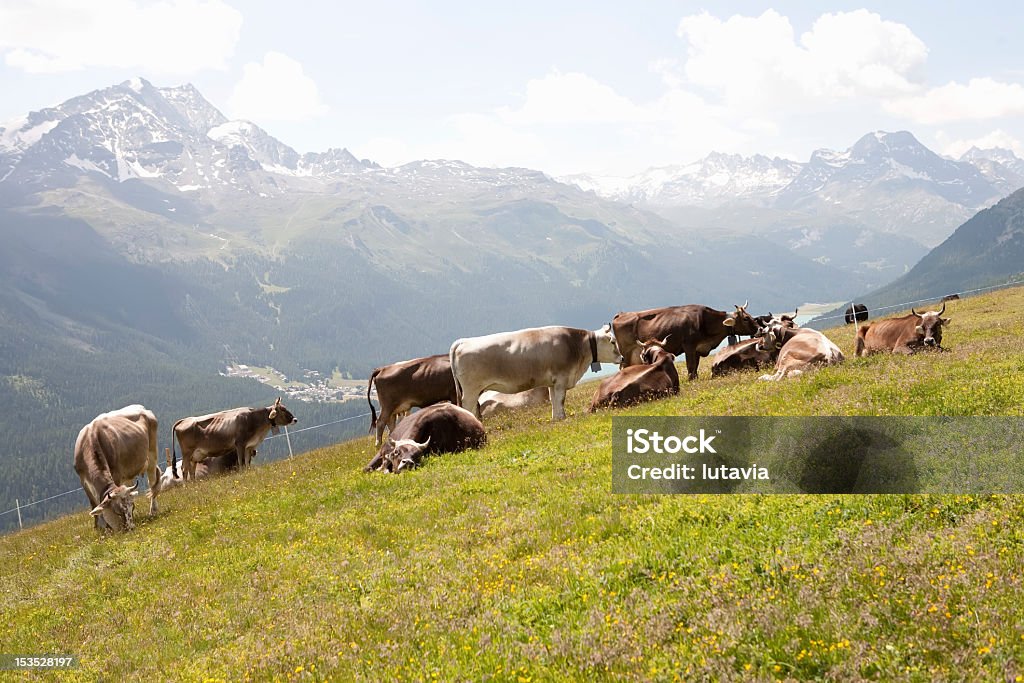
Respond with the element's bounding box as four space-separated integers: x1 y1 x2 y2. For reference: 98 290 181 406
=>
498 71 648 125
0 0 241 74
228 52 328 122
935 129 1023 158
677 9 927 109
886 78 1024 124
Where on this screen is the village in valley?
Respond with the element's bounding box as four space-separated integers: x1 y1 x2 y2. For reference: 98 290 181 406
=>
221 364 372 403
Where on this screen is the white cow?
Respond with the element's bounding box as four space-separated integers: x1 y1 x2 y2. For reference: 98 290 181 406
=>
478 387 551 417
450 324 622 420
73 404 163 532
756 323 844 381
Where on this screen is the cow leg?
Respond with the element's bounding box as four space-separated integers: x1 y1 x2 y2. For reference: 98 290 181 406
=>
550 384 568 420
237 444 249 468
374 407 391 447
364 452 384 472
183 449 196 481
460 387 482 418
684 347 699 380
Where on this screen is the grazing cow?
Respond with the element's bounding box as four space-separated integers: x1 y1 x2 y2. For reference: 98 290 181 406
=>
855 303 951 357
364 403 486 473
367 354 458 446
845 304 868 324
712 313 799 377
74 405 163 531
450 324 622 420
942 293 961 302
172 398 297 480
158 450 236 491
479 387 551 417
612 303 759 380
589 337 680 411
756 322 844 381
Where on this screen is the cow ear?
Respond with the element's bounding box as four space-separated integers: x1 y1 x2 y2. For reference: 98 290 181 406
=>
269 408 277 419
915 325 924 334
723 317 736 327
941 317 951 325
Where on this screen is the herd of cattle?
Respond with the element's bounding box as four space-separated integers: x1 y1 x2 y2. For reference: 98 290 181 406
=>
73 301 951 531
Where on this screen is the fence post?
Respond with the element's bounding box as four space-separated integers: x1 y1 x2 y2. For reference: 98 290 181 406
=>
284 425 294 459
15 499 22 530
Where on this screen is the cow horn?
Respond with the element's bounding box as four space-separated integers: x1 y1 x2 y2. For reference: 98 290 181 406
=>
125 483 139 494
659 335 670 347
413 436 431 451
938 301 945 315
911 307 919 316
792 308 798 317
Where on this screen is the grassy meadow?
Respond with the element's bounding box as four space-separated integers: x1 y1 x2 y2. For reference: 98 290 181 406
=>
1 287 1024 681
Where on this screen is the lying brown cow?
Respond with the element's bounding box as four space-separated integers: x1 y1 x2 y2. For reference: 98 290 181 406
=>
589 338 680 411
74 404 164 531
712 313 798 376
855 303 951 356
367 354 458 446
364 403 486 473
711 338 775 376
172 397 297 480
612 303 759 380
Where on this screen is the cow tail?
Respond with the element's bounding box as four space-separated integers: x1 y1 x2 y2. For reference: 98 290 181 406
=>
367 368 381 432
449 341 463 405
168 419 181 479
855 325 869 357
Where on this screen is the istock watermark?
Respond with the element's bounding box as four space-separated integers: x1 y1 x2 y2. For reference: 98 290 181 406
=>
612 416 1024 494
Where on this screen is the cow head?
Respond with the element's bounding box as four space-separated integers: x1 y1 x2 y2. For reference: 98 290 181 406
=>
594 323 624 365
268 397 298 433
90 483 139 531
755 320 790 353
379 436 432 473
638 336 673 364
911 303 951 347
723 302 759 336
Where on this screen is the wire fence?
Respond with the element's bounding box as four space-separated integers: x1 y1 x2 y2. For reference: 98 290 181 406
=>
807 278 1022 326
0 411 372 532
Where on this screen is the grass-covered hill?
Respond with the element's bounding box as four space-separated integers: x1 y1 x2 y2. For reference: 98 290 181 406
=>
1 287 1023 681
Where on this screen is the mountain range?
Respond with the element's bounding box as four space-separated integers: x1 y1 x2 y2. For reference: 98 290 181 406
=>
562 131 1024 262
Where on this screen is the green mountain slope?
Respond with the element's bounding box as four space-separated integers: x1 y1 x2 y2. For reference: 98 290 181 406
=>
2 286 1023 680
812 186 1024 323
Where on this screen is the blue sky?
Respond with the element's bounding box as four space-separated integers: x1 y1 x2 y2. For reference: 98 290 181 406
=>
2 1 1023 175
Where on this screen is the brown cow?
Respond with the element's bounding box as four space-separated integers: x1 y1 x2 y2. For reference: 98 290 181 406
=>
589 337 680 411
855 303 951 356
367 354 458 446
364 403 486 473
172 398 297 480
712 313 798 376
74 404 163 531
612 303 759 380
